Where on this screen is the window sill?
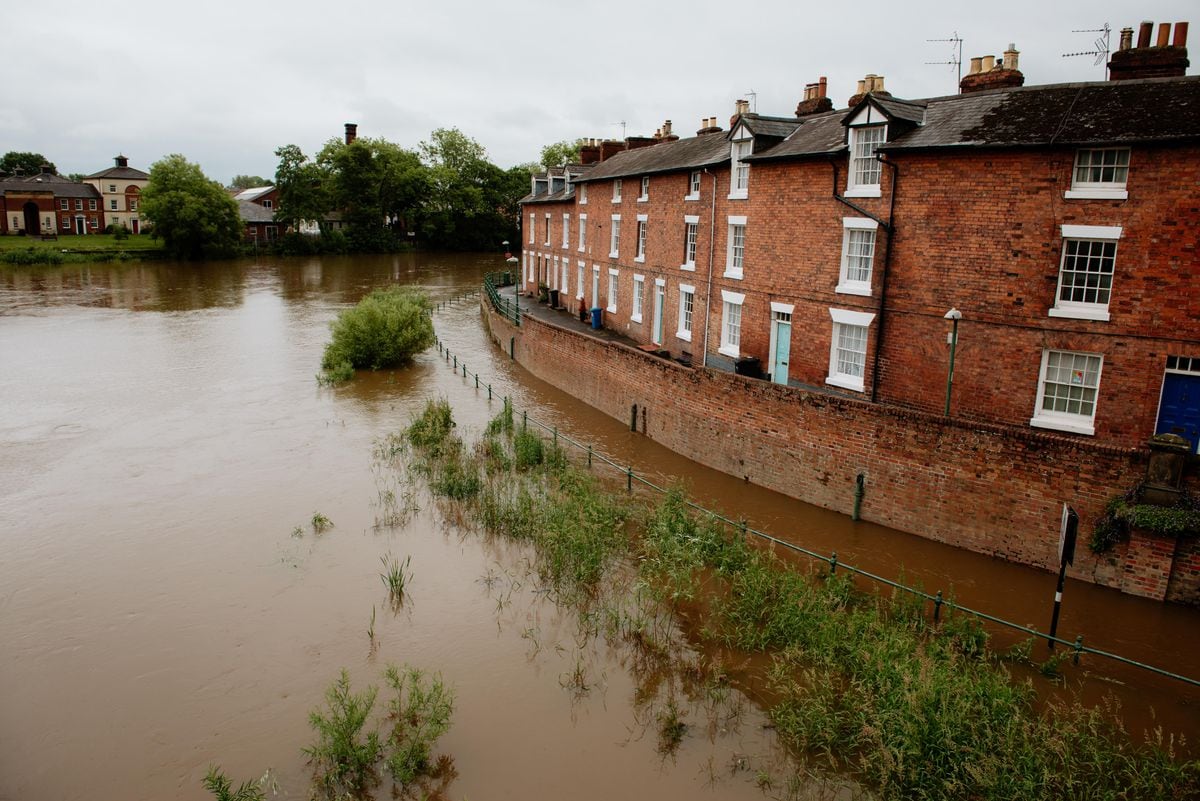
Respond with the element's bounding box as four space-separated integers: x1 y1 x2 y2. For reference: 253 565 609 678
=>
1064 187 1128 201
727 192 748 201
676 330 692 342
578 247 585 253
826 374 865 392
684 193 700 202
630 313 643 324
608 251 619 259
606 305 617 314
844 186 881 199
576 293 584 300
1048 306 1111 322
637 197 648 203
718 344 739 358
723 269 743 280
835 282 872 297
634 256 645 263
1029 416 1095 436
680 263 696 272
612 198 622 204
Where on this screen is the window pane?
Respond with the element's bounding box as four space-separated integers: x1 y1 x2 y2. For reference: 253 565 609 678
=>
1058 239 1115 305
1040 351 1101 418
853 126 885 186
835 324 867 378
846 229 875 282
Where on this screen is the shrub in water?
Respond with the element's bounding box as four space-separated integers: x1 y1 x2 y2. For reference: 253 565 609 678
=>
320 286 434 381
383 665 455 785
304 670 382 797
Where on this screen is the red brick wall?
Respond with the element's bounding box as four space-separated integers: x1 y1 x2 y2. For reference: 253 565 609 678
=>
485 301 1167 592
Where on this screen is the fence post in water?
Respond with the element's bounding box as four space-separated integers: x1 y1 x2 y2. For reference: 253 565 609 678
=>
1073 635 1084 665
488 383 492 400
627 466 633 492
453 355 457 370
510 337 515 359
933 590 944 622
587 445 593 468
553 427 558 447
630 404 638 431
475 374 479 389
829 552 838 575
522 410 527 431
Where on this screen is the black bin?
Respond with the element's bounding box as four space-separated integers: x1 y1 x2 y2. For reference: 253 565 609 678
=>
734 356 762 378
549 289 560 308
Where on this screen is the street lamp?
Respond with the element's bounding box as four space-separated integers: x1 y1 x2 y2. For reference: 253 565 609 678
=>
943 308 961 416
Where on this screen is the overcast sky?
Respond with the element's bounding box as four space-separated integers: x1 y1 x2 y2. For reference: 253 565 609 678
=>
4 1 1194 182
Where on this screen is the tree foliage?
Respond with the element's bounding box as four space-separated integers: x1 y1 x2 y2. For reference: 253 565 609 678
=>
228 174 272 191
1 151 56 176
539 139 582 169
321 286 434 380
140 154 242 259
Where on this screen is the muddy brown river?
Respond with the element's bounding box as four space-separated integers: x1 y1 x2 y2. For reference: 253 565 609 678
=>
1 253 1197 800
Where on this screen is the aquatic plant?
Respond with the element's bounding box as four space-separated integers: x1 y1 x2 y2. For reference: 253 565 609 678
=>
380 553 412 605
311 512 333 533
382 664 455 785
201 766 265 801
304 670 382 798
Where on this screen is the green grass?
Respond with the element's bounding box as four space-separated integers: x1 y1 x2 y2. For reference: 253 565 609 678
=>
380 553 412 605
400 402 1200 800
0 233 164 252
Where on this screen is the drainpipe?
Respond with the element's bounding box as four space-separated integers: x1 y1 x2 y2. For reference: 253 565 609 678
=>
701 168 718 367
830 155 898 403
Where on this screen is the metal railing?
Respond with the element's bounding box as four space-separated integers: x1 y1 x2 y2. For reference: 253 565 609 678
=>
482 271 520 327
427 290 1200 691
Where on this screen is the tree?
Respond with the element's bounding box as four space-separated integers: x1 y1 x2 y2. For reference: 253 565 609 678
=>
228 174 272 191
539 140 582 169
274 144 331 234
316 137 427 251
1 151 56 176
140 154 243 259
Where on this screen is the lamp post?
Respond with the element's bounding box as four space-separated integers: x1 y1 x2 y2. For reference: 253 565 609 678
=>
943 308 961 416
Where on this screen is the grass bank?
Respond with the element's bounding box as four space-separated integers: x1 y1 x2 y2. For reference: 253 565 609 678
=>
401 398 1199 800
0 233 167 265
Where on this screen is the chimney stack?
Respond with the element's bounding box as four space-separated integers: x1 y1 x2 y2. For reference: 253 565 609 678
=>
1109 20 1190 80
599 139 624 161
795 75 833 117
847 74 890 107
730 99 750 127
698 116 722 135
579 139 601 164
344 123 358 145
960 44 1025 93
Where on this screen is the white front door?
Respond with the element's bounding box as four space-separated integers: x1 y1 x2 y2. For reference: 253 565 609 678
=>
771 312 792 385
591 268 600 309
652 283 665 344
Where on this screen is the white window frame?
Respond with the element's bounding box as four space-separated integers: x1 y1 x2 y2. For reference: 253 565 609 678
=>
576 261 585 299
110 198 118 210
579 183 587 204
552 255 559 289
631 273 645 322
724 216 747 279
561 259 568 292
718 290 745 358
635 214 647 262
686 171 701 201
541 213 550 246
607 268 619 313
836 217 878 296
1030 349 1103 435
59 199 68 210
846 123 885 198
1066 148 1130 200
609 214 621 258
612 178 622 203
562 213 570 249
1049 224 1122 322
578 213 587 252
729 138 751 200
682 215 699 271
677 283 695 342
826 308 876 392
638 175 649 202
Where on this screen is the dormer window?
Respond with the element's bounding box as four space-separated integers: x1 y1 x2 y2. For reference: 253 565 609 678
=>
1066 148 1130 200
847 124 885 197
729 138 751 199
613 179 622 203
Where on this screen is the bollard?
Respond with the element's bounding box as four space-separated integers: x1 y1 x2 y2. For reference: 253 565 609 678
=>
587 445 593 468
829 552 838 575
933 590 944 622
1073 635 1084 665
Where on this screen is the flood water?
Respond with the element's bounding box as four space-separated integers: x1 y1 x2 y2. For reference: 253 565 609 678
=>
1 253 1197 800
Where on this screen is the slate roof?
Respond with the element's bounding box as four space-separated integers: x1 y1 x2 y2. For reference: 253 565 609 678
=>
519 186 576 205
575 133 731 183
237 199 275 224
86 165 149 180
738 114 803 139
0 173 101 198
753 75 1200 163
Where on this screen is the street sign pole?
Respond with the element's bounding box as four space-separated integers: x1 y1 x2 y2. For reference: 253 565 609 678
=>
1048 504 1078 650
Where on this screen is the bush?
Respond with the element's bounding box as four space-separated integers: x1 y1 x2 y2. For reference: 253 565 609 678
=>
320 286 434 381
383 665 455 785
304 670 382 797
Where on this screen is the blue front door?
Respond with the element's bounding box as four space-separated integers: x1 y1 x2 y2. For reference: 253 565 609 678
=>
1157 372 1200 453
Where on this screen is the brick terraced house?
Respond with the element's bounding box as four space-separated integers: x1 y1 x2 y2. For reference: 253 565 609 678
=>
1 167 105 235
520 23 1199 457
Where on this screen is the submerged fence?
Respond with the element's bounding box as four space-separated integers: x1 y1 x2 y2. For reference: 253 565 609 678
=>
426 285 1200 690
481 271 520 327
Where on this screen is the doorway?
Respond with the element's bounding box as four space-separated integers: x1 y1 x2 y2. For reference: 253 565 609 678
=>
770 309 792 385
1157 357 1200 453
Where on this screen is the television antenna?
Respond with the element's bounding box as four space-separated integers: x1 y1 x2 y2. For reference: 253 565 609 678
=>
746 89 757 113
926 32 964 93
1062 23 1111 78
611 120 627 139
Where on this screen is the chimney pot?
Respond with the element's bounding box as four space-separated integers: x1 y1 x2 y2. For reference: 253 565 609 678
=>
874 75 886 92
981 55 995 71
968 56 982 75
1120 27 1134 50
819 76 827 97
1137 21 1154 48
1157 22 1171 47
856 79 866 93
1175 21 1189 48
1003 45 1019 71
